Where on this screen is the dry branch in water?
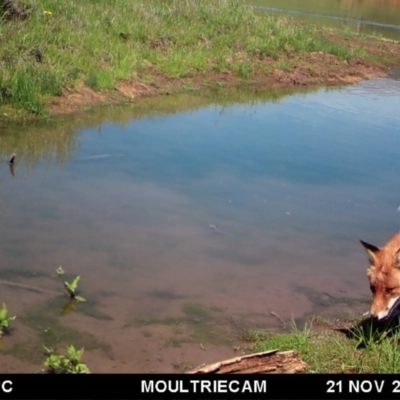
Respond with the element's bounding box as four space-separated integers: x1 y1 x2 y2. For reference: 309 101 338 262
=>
187 349 307 374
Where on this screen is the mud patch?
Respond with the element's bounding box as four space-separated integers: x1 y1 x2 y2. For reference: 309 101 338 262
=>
125 302 246 350
147 289 185 301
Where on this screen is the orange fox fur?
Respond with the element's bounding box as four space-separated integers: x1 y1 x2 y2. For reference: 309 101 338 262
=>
361 231 400 320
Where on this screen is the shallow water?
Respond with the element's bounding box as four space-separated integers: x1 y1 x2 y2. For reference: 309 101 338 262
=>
245 0 400 41
1 79 400 372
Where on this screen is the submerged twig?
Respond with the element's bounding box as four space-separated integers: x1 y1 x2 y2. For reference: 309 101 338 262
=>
0 279 59 295
208 224 223 234
8 153 16 165
270 311 286 329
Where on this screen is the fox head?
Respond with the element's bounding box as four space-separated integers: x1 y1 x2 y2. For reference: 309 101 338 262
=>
361 232 400 320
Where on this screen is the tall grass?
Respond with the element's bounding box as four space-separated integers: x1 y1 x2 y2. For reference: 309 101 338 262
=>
0 0 371 114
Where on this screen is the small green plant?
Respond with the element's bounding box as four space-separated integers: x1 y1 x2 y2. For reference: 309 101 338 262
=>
64 276 86 302
290 317 312 346
242 329 269 343
56 265 65 276
43 345 90 374
0 303 16 338
237 62 252 78
84 71 100 91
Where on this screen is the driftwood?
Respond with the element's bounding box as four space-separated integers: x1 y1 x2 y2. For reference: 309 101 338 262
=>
187 349 307 374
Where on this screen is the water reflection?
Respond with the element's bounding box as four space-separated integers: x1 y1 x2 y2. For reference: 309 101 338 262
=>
245 0 400 40
0 86 311 171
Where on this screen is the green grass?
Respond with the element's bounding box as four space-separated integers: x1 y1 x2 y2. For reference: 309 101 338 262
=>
249 316 400 373
0 0 384 116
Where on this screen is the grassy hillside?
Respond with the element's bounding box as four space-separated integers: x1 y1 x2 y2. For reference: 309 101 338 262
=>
0 0 399 117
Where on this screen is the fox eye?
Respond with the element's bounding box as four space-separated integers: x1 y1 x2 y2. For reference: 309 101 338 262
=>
370 285 376 293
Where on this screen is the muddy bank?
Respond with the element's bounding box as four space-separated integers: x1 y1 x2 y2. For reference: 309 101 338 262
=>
48 42 400 117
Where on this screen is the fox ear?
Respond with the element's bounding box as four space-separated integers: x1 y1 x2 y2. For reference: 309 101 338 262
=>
360 240 379 265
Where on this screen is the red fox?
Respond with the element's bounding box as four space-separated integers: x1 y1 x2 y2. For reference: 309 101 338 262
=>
361 232 400 320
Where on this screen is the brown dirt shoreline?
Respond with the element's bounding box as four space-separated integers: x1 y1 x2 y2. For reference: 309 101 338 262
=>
45 35 400 117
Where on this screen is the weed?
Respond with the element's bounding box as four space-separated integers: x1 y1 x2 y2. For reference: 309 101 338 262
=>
64 276 86 302
242 329 269 343
0 303 16 339
42 345 90 373
84 72 100 91
290 318 312 346
237 62 252 78
9 69 43 114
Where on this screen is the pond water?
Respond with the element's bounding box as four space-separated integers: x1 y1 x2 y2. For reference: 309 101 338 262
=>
244 0 400 41
1 77 400 372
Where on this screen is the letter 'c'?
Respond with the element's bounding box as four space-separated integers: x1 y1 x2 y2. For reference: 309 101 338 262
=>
2 381 12 393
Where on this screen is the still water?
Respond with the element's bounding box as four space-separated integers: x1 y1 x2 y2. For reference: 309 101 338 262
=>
1 78 400 372
245 0 400 41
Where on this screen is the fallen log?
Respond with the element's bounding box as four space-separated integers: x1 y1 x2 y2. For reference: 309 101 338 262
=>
187 349 307 374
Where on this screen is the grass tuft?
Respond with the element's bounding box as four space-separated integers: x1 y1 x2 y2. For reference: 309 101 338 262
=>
251 315 400 373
